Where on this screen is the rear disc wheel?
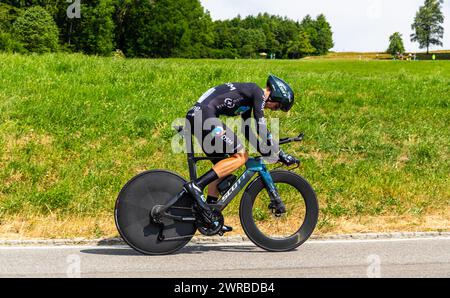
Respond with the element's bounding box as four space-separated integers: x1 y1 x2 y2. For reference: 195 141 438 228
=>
115 170 196 255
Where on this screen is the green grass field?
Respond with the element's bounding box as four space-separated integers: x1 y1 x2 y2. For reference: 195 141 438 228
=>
0 53 449 238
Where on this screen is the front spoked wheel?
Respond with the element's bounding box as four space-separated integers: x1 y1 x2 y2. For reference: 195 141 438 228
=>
240 170 319 252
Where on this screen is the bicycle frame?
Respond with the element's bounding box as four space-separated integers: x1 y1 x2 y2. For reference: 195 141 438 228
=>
154 127 281 221
155 157 278 223
210 157 278 211
184 127 280 212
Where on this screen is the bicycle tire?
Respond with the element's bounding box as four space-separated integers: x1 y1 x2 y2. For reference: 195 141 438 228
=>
239 170 319 252
115 170 196 255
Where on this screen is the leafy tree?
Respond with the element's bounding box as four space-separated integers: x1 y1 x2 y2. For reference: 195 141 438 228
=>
1 0 335 59
210 13 334 59
299 15 318 46
1 0 62 18
12 6 59 53
68 0 116 55
313 14 334 55
275 16 301 57
0 3 24 52
411 0 444 54
286 30 316 59
387 32 405 56
121 0 214 58
239 28 266 58
2 1 48 7
212 20 234 50
4 0 116 55
299 14 333 55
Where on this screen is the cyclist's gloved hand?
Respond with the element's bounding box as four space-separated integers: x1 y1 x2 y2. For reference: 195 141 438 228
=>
278 150 299 166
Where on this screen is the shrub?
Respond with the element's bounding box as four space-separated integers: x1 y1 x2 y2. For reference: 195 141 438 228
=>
0 2 22 32
12 6 59 53
0 31 25 53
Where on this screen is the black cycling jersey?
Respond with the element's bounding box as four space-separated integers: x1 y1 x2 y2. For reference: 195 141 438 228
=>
191 82 269 137
186 82 276 158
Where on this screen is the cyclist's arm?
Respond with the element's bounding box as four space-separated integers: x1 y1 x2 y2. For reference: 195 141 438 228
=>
241 109 258 146
241 109 251 138
251 87 278 155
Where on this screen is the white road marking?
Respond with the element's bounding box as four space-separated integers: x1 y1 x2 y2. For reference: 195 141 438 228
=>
306 236 450 245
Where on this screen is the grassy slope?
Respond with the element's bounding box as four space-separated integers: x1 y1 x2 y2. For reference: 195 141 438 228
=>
0 53 449 238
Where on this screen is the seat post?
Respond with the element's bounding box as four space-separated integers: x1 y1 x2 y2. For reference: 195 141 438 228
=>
185 131 198 181
187 153 198 181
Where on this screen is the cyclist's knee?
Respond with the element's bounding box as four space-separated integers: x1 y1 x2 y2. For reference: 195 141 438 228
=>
233 150 249 165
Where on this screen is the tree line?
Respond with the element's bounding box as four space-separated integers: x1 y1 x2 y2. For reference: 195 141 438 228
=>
0 0 334 58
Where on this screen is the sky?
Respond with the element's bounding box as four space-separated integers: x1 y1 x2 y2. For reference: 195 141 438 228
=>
200 0 450 52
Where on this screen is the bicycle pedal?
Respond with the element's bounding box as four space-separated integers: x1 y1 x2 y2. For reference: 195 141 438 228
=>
218 225 233 236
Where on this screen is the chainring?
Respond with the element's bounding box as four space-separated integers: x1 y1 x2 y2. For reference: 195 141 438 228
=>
197 210 224 236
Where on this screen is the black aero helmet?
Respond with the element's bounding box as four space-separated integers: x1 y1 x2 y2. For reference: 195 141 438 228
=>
266 74 295 112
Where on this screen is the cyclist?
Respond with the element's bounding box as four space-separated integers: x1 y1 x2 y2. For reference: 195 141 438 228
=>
184 75 299 228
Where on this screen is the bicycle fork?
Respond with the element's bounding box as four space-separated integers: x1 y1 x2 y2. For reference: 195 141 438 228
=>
260 168 286 216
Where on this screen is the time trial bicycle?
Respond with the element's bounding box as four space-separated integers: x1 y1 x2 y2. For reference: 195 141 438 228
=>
114 126 318 255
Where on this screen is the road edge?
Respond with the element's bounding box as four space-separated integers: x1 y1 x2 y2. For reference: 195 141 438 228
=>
1 231 449 246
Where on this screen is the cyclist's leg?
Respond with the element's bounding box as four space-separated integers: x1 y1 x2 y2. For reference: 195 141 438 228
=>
184 109 222 212
212 150 249 178
184 111 245 211
207 179 222 200
205 157 225 202
207 150 248 202
201 117 247 192
185 108 221 190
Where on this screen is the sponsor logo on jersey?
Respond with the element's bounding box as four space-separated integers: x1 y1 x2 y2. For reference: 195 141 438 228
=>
190 106 201 113
226 83 237 91
221 135 234 145
211 126 234 145
234 106 251 115
211 126 225 137
224 98 235 109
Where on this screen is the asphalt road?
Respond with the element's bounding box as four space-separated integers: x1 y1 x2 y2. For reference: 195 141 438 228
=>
0 237 449 278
